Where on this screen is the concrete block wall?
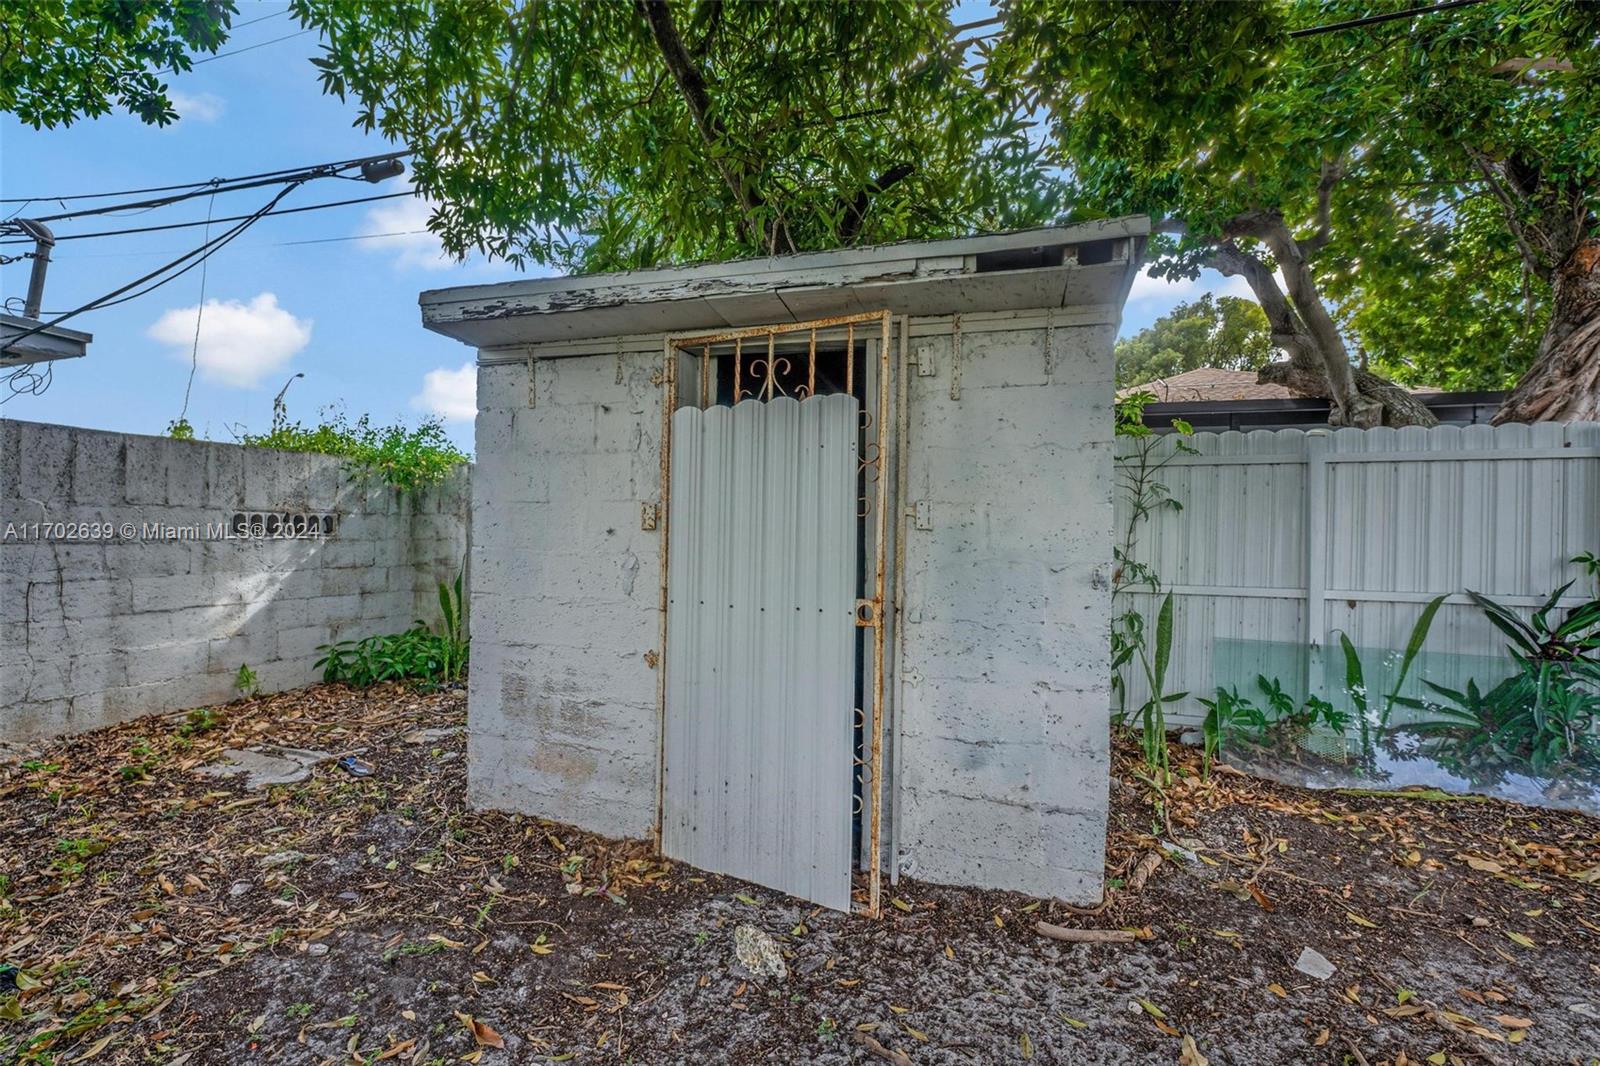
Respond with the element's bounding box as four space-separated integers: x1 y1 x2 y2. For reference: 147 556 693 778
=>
893 315 1114 903
1 420 469 741
466 311 1115 905
467 352 663 840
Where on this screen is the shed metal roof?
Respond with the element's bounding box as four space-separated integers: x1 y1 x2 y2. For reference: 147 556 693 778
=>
419 218 1149 350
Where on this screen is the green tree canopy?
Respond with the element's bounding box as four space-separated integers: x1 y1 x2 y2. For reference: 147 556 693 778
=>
0 0 236 127
5 0 1597 424
1115 294 1276 389
992 0 1599 425
288 0 1057 271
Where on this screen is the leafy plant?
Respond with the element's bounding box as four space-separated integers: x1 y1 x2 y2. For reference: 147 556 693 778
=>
1337 595 1444 771
1390 565 1600 784
1257 675 1349 738
436 571 467 684
316 628 448 688
233 663 260 698
240 413 468 495
1197 685 1267 777
1573 551 1600 595
1196 675 1356 775
176 708 221 738
316 575 469 688
1392 661 1600 784
165 418 195 440
1110 390 1195 741
1129 592 1186 779
1466 583 1600 668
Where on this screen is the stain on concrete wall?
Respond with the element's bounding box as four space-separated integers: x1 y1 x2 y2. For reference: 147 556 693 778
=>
466 351 663 840
1 420 470 741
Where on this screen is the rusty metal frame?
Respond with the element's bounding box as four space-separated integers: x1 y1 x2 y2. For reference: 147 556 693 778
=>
657 309 894 918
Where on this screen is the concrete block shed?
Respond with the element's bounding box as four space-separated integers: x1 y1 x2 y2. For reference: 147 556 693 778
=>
420 219 1148 913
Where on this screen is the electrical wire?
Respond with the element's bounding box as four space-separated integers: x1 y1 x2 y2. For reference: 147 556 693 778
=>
13 228 436 263
177 193 217 428
231 9 290 31
276 228 430 247
181 27 314 69
2 361 54 405
23 151 409 223
0 181 307 356
1288 0 1489 38
0 149 405 205
0 190 417 245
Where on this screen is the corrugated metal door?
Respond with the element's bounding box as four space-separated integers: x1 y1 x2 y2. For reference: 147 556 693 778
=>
662 394 858 911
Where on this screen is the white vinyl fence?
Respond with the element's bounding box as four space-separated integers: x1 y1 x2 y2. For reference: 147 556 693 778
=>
1114 422 1600 725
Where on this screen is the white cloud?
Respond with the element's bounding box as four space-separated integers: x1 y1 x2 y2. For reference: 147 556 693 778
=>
147 293 311 388
412 361 477 422
168 89 225 122
1128 264 1288 307
1214 273 1258 301
1127 266 1202 305
358 193 459 271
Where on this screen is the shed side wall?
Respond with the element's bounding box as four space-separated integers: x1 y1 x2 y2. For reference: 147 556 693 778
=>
894 316 1114 903
467 352 663 839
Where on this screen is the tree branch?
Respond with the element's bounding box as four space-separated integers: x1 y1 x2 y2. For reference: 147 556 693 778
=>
1466 146 1553 282
839 162 916 244
1205 241 1318 368
1222 209 1389 427
635 0 791 253
1299 156 1344 256
687 0 723 61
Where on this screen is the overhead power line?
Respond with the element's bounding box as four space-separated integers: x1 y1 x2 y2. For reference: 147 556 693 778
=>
182 26 314 69
0 150 407 205
276 228 430 247
1288 0 1489 38
232 9 289 31
14 227 436 263
0 190 416 244
26 151 409 223
1 182 308 355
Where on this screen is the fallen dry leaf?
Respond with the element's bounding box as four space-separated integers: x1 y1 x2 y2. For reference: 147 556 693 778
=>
455 1012 505 1049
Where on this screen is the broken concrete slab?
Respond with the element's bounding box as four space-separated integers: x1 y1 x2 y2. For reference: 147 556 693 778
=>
199 745 335 789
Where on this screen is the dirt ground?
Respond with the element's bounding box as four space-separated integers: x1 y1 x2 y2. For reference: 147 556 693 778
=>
2 684 1598 1066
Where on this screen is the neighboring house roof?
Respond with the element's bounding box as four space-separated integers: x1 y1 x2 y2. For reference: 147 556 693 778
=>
1118 366 1443 403
1117 368 1299 402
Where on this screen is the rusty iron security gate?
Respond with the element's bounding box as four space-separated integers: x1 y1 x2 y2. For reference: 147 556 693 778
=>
657 311 892 916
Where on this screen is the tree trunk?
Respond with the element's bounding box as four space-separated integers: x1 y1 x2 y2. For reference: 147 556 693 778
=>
1232 211 1385 428
1494 237 1600 424
1207 240 1438 428
1257 363 1440 426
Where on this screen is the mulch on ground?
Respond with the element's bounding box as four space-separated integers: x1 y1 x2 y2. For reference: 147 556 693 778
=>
1 683 1597 1065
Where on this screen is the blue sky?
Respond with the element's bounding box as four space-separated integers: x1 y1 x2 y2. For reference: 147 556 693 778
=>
1 2 1246 453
